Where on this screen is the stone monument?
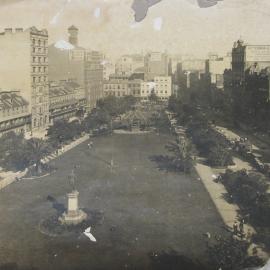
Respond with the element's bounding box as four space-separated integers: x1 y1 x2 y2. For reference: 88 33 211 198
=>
59 169 87 225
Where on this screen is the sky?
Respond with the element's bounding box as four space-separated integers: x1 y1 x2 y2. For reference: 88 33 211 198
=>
0 0 270 60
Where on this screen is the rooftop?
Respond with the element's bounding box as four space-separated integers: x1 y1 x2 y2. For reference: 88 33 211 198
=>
0 91 29 111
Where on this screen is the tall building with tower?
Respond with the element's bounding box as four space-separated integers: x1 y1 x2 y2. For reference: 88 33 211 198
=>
232 39 270 87
0 27 49 131
48 26 103 113
68 25 78 47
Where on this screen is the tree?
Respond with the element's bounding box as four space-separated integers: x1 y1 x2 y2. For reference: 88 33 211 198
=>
24 138 53 173
82 109 111 131
149 90 159 103
47 119 82 147
208 144 233 167
207 233 263 270
166 138 196 173
0 131 28 171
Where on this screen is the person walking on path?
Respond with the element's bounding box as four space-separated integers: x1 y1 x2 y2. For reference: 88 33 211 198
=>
233 221 238 235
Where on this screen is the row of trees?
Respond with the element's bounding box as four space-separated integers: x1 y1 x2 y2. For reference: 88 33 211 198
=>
168 95 234 167
220 169 270 252
220 169 270 227
0 132 52 173
0 96 137 175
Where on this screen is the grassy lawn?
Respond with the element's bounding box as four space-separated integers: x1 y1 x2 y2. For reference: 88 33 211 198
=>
0 133 224 270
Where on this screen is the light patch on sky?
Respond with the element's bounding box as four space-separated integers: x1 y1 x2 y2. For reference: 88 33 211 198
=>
153 17 162 31
54 40 74 50
94 7 101 18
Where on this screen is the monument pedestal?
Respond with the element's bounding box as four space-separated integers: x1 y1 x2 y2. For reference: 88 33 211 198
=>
59 190 87 225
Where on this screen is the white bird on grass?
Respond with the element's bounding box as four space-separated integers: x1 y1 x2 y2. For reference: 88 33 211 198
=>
83 227 97 242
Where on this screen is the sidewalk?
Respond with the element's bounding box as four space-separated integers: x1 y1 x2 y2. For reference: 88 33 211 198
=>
195 162 269 258
42 134 89 164
0 134 89 190
195 163 252 231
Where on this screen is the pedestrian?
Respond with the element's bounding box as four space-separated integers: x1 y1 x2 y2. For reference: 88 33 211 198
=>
233 221 238 235
239 219 244 234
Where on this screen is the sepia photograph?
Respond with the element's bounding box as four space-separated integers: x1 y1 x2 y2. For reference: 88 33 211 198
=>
0 0 269 269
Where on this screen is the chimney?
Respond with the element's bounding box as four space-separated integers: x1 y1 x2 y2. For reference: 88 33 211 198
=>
15 28 23 33
4 28 12 33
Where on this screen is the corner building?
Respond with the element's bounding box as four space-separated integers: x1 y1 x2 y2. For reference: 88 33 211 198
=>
0 27 49 131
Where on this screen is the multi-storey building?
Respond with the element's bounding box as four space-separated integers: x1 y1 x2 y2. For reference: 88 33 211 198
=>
49 80 84 123
0 91 31 136
128 79 142 98
49 26 103 113
144 52 169 81
0 27 49 131
140 76 172 101
115 56 133 76
205 53 231 89
102 59 115 80
84 50 104 112
232 39 270 87
48 26 85 88
181 59 206 73
103 79 143 98
103 80 130 97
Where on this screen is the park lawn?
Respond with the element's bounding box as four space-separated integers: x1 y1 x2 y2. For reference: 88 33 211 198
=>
0 133 224 270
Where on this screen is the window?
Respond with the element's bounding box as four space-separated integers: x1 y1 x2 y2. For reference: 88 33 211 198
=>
33 77 36 83
33 57 36 63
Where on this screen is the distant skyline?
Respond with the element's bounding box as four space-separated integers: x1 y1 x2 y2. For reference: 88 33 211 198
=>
0 0 270 60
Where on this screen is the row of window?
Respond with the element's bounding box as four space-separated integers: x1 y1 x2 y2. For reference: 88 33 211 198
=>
32 76 48 83
0 106 28 117
0 117 29 129
32 47 47 54
142 90 168 94
32 104 49 114
33 115 48 128
32 66 47 73
104 90 168 95
32 39 47 47
104 85 127 90
32 56 48 63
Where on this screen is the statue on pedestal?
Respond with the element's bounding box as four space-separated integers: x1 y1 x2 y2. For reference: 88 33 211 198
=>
59 166 87 225
68 169 77 192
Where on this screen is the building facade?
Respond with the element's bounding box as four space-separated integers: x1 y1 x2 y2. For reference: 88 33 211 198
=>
115 56 133 76
84 50 104 112
232 39 270 87
144 52 169 81
49 80 84 123
103 80 130 97
141 76 172 100
0 27 49 131
206 53 232 89
0 91 31 136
